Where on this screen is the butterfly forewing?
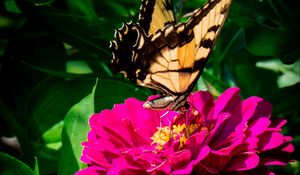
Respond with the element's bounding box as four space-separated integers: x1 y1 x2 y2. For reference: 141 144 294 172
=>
139 0 176 35
143 0 232 94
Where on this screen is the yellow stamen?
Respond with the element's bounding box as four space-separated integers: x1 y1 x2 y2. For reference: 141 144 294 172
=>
179 135 187 149
151 126 171 150
150 113 206 151
151 124 192 150
188 123 200 134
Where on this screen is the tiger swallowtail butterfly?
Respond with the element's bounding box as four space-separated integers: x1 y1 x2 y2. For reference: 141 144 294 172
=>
110 0 232 111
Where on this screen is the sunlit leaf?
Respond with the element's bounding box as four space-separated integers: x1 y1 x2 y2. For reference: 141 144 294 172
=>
34 157 39 175
58 80 97 174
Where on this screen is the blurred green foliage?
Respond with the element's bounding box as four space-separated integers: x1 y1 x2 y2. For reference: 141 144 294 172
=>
0 0 299 174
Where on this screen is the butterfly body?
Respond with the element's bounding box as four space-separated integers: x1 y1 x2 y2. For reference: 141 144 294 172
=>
110 0 232 111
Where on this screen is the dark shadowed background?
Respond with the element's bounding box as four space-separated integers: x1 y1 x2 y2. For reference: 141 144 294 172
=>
0 0 299 174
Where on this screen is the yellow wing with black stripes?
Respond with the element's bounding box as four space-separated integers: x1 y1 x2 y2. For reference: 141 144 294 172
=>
110 0 232 111
139 0 176 35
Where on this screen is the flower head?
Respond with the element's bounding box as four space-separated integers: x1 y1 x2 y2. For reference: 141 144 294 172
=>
76 87 294 175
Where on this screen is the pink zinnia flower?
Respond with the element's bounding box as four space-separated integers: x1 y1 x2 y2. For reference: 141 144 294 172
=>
76 87 294 175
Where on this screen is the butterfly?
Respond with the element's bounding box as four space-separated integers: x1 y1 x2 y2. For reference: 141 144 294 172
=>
110 0 232 111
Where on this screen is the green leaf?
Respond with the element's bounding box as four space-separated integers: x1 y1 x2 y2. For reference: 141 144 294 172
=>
35 147 60 174
26 78 94 137
256 59 300 88
0 152 33 175
58 80 97 174
211 23 244 78
34 157 39 175
94 78 152 111
103 1 129 17
92 0 138 18
231 0 300 63
269 82 300 115
230 0 277 28
23 78 95 173
244 23 293 57
42 121 63 150
65 0 98 19
4 0 21 13
22 0 55 5
201 71 229 95
226 49 279 99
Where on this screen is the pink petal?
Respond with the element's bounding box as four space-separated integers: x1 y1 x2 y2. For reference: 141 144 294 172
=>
214 87 241 118
75 165 107 175
243 97 272 122
109 157 147 175
247 118 271 137
225 153 259 171
186 130 208 152
188 91 215 120
124 98 161 136
242 136 259 151
258 132 284 151
204 113 231 145
201 150 231 172
261 158 288 166
168 150 192 168
208 113 245 153
172 146 210 174
281 142 294 153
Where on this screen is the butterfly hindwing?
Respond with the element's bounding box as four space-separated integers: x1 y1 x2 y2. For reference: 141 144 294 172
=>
139 0 176 35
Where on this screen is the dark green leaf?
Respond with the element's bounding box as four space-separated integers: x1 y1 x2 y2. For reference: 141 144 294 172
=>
201 71 229 94
281 46 300 65
4 0 21 13
0 152 33 175
95 78 152 111
22 0 55 5
231 0 300 63
65 0 98 19
226 49 279 99
19 6 111 57
244 23 293 57
269 82 300 115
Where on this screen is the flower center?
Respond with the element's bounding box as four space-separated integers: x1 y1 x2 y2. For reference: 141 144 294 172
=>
151 123 200 150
